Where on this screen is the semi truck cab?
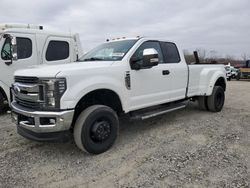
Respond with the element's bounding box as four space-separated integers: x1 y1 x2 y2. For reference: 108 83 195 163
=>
0 23 83 112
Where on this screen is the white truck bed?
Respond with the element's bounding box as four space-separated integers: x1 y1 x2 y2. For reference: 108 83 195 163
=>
188 64 226 97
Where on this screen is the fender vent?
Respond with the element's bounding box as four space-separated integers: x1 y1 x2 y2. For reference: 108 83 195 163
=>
125 71 131 90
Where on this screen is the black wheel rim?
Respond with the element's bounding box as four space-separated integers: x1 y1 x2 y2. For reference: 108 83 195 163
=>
90 118 111 143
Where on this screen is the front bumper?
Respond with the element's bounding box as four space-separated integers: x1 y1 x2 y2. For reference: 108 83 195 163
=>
11 102 74 134
17 126 71 142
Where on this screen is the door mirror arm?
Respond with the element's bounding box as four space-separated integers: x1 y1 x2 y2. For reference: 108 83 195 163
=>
5 61 12 66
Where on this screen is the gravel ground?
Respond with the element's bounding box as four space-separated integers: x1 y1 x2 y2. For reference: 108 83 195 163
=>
0 81 250 188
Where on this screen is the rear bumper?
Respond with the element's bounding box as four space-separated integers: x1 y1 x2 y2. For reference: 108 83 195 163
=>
11 102 74 134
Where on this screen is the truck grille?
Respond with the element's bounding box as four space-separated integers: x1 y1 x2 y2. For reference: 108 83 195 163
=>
15 96 40 109
15 76 39 84
13 76 44 109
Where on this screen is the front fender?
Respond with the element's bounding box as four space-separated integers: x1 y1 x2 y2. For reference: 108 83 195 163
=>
0 80 10 104
60 76 128 111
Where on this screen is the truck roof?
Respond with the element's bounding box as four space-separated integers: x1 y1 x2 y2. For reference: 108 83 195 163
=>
107 37 176 44
0 28 76 38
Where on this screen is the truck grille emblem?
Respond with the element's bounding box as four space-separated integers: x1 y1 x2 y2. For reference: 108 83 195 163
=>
13 84 21 94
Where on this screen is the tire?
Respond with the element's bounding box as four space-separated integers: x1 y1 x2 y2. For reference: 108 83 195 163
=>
236 74 240 80
198 96 208 111
207 86 225 112
227 77 231 81
0 92 5 114
74 105 119 154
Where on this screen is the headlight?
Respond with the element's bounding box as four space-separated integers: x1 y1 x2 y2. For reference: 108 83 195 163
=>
41 78 67 109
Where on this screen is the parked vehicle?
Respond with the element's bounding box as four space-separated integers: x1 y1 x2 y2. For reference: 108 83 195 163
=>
231 67 238 78
225 66 232 81
11 37 226 154
0 23 83 112
225 65 238 80
236 60 250 81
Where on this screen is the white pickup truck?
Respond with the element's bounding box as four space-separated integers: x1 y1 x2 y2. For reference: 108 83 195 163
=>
11 37 226 154
0 23 83 112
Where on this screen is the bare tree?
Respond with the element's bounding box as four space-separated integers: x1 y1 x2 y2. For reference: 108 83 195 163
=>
241 53 248 61
209 50 218 59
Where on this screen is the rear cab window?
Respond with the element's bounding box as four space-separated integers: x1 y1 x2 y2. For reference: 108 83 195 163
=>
160 42 181 63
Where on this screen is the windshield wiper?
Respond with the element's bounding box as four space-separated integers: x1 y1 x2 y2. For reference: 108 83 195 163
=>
82 57 103 61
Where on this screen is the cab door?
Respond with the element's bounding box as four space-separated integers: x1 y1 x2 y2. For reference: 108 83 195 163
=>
129 41 173 111
0 33 37 87
160 42 188 101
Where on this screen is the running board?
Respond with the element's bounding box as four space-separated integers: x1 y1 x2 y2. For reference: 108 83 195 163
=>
130 102 187 121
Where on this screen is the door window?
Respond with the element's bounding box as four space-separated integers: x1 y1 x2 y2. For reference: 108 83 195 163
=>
1 37 32 60
46 40 69 61
16 38 32 59
132 41 164 65
1 37 11 60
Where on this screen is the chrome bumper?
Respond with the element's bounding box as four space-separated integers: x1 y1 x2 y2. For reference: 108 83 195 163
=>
11 102 74 133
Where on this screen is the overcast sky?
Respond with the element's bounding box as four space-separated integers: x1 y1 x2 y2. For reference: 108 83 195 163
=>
1 0 249 59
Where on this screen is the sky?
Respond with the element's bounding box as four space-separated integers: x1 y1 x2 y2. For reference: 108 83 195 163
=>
0 0 249 59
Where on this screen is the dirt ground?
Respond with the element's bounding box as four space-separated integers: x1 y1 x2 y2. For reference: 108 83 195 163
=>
0 81 250 188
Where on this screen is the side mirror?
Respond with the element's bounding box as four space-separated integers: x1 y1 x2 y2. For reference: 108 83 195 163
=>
141 48 159 68
11 37 18 61
130 48 159 70
2 35 17 65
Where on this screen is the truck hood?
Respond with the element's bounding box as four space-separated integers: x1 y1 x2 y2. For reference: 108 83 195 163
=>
14 61 115 78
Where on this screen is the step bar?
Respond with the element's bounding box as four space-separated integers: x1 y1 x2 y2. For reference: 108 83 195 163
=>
130 102 187 121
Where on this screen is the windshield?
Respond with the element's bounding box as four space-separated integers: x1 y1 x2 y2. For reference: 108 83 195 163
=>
79 40 137 62
225 67 230 71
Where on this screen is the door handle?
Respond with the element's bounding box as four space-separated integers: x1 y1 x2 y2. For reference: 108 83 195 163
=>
162 70 170 75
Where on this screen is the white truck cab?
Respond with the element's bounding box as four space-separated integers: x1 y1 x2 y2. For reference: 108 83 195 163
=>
0 23 83 112
11 37 226 154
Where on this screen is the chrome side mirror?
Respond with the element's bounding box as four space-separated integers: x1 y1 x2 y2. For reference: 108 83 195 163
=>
11 36 18 61
142 48 159 68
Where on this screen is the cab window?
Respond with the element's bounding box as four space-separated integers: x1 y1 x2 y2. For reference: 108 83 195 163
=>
16 38 32 59
132 41 164 64
46 40 69 61
160 42 180 63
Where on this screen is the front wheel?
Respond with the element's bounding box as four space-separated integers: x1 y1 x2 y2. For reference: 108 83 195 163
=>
0 92 6 114
207 86 225 112
74 105 119 154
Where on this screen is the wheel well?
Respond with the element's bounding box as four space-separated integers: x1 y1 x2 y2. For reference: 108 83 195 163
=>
215 77 226 91
71 89 123 128
0 87 8 101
